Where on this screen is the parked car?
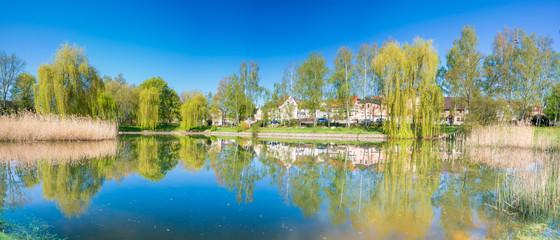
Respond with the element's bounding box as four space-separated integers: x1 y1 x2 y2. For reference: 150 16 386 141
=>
267 120 281 124
360 119 374 123
376 118 386 123
317 118 329 123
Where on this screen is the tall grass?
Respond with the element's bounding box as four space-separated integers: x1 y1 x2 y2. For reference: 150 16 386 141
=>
0 112 117 141
466 126 559 150
497 154 560 219
467 137 560 219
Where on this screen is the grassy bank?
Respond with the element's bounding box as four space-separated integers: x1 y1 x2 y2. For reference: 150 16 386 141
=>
213 126 383 134
0 112 117 141
119 124 209 132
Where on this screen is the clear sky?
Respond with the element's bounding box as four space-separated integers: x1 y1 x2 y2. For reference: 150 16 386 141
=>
1 0 559 95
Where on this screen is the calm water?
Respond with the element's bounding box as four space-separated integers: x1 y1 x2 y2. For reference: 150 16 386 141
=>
0 136 558 239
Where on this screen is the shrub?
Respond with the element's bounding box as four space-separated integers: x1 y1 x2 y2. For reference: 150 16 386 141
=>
240 121 250 131
210 125 218 131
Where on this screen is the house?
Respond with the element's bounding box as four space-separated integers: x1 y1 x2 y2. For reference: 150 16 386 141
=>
329 96 386 123
356 96 386 122
277 96 300 120
443 97 466 125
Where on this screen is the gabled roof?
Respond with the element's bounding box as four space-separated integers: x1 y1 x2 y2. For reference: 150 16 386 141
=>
331 96 360 107
359 96 382 104
277 95 302 106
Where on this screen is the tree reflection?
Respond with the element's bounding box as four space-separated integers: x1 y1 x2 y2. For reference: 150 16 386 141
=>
0 136 548 238
179 137 207 172
38 157 114 217
211 142 263 203
136 137 179 181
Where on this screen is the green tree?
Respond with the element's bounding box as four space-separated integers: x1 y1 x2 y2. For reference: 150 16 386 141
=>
138 87 160 129
210 78 229 126
332 47 355 128
443 25 484 111
545 84 560 126
138 77 180 124
355 43 376 124
104 74 139 125
278 63 297 125
375 38 443 138
180 90 208 130
484 27 520 99
35 43 107 117
0 50 26 111
11 72 36 111
295 52 328 127
514 32 542 120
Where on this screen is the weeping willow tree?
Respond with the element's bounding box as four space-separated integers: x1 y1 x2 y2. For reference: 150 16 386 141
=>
180 90 208 130
35 43 110 118
138 87 159 129
375 38 443 138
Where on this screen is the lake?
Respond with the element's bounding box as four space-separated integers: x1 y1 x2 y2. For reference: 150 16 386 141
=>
0 136 558 239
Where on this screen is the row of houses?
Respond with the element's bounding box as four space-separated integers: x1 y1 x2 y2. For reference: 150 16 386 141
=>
255 96 468 125
211 95 468 126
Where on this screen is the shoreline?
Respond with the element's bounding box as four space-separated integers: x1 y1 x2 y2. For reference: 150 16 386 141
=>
118 131 388 141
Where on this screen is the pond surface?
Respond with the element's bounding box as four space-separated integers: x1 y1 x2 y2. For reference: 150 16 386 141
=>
0 136 558 239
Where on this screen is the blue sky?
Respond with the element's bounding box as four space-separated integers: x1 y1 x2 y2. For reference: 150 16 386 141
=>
1 0 559 95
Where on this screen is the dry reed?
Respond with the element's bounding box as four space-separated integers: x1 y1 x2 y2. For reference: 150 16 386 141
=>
466 126 559 150
0 140 117 164
0 112 117 141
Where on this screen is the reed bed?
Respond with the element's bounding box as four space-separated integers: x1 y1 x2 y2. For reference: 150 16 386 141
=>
466 126 559 150
0 140 117 164
466 134 560 219
467 147 551 169
497 155 560 219
0 112 117 141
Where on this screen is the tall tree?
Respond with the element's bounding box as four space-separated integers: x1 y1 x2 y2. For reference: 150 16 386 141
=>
180 90 208 130
138 87 160 129
375 39 443 138
514 32 541 120
484 27 520 99
355 43 375 123
0 51 26 110
295 52 328 127
545 84 560 126
443 25 484 111
104 74 139 125
11 72 36 111
210 78 229 126
35 43 106 117
535 35 557 126
138 77 180 124
332 47 355 128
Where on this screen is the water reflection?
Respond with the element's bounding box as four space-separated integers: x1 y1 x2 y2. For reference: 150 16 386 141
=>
0 136 557 239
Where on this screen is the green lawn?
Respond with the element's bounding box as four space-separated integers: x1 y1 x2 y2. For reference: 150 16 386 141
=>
213 126 383 134
119 124 210 132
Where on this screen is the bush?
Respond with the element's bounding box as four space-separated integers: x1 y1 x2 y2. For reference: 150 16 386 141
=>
236 121 250 132
210 125 218 131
